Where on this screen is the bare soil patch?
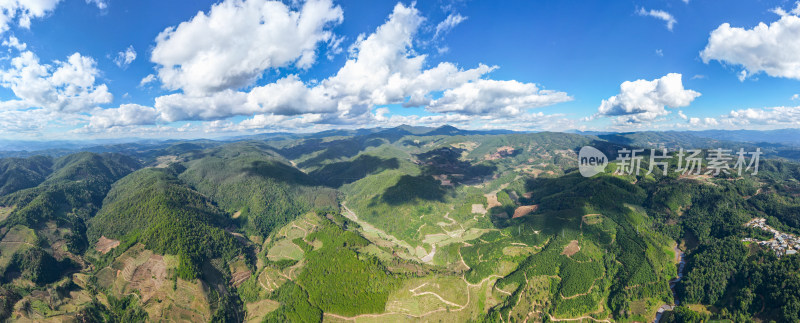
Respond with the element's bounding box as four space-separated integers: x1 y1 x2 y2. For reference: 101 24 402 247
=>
471 204 487 215
485 193 501 209
154 155 179 168
485 146 516 160
95 236 120 254
230 269 252 287
512 205 539 218
561 240 580 257
127 254 167 302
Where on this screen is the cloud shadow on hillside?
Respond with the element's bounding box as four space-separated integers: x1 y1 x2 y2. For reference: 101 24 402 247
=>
311 155 400 187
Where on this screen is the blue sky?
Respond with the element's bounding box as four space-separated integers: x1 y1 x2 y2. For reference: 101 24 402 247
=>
0 0 799 139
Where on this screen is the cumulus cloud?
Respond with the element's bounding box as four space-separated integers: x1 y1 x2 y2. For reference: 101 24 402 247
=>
0 51 112 112
150 0 343 94
155 90 248 122
637 8 676 31
246 75 338 115
87 104 158 129
675 105 800 130
701 4 800 80
723 106 800 126
2 36 25 51
0 0 62 33
0 108 55 133
427 79 571 115
149 2 570 129
85 0 107 10
434 13 467 39
113 45 136 68
597 73 700 122
688 117 719 127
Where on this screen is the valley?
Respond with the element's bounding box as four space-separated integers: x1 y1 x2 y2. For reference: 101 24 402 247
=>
0 126 799 322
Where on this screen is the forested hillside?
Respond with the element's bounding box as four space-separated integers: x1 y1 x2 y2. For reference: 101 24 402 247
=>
178 142 339 238
0 127 798 322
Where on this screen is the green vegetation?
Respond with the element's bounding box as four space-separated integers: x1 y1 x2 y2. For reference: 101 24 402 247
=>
106 294 150 322
88 168 244 279
2 128 800 322
1 152 139 228
297 219 400 316
3 247 76 285
0 155 52 196
263 281 322 323
179 143 338 238
678 238 748 304
0 286 19 321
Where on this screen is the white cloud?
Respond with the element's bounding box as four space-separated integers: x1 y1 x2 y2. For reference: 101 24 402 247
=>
113 45 136 68
0 51 112 112
326 34 345 60
772 2 800 16
86 104 158 129
678 110 688 120
150 0 343 94
676 105 800 130
723 106 800 126
637 8 676 31
427 79 571 115
155 90 248 122
701 5 800 80
434 13 467 39
0 108 54 133
655 49 663 57
688 117 719 127
737 70 748 82
85 0 107 10
0 0 62 33
2 36 25 51
140 74 156 86
597 73 700 122
246 75 338 115
146 2 570 130
792 94 799 100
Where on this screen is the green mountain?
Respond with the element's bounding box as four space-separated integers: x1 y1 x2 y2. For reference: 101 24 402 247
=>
177 142 338 238
1 128 800 322
88 168 245 278
0 156 53 196
1 152 140 228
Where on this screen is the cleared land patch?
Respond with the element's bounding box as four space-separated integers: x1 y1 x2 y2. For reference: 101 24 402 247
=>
0 205 14 222
95 236 120 254
561 240 580 257
267 239 304 261
245 299 280 323
513 205 539 218
471 204 487 215
582 214 602 225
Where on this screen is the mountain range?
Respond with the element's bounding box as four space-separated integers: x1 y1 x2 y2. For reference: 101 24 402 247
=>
0 125 799 322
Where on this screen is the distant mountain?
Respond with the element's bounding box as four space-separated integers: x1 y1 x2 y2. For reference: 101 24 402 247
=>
1 152 140 228
0 156 53 196
682 129 800 146
0 138 144 152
